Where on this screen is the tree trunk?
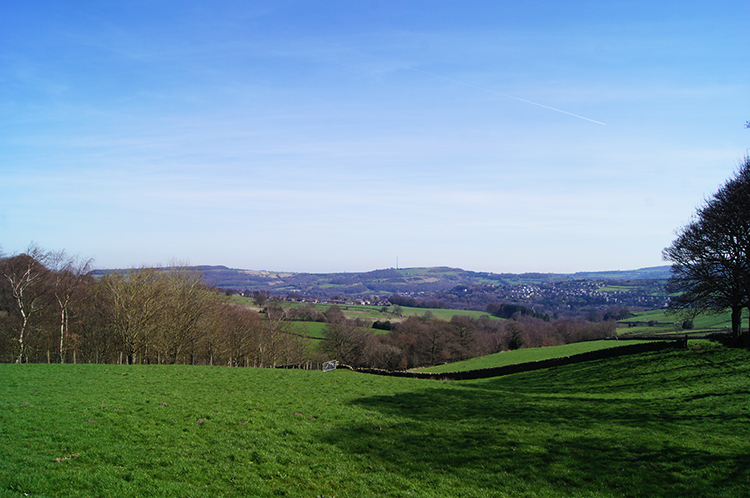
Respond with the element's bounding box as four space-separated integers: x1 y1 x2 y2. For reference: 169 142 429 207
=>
59 307 66 363
732 306 742 339
16 312 29 364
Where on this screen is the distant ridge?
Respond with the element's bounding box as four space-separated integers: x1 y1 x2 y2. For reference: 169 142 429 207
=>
568 266 672 280
192 265 672 295
90 265 672 314
91 265 671 295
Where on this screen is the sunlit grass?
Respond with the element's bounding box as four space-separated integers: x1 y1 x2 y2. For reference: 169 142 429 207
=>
2 343 749 497
618 308 750 336
288 320 327 339
417 339 656 373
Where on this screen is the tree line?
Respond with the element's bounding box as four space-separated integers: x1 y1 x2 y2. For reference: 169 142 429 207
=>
321 310 618 370
387 294 449 310
486 303 551 321
0 246 305 366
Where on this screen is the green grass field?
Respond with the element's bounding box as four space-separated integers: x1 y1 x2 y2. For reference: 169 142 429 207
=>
231 295 501 324
618 308 748 335
596 285 631 292
417 339 656 373
307 302 502 323
285 307 498 348
288 320 328 339
2 342 750 497
393 306 502 321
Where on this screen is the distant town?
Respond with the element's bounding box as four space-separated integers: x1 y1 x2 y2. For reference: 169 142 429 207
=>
164 264 672 318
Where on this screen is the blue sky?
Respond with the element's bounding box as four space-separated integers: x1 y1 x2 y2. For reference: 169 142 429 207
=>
1 0 748 273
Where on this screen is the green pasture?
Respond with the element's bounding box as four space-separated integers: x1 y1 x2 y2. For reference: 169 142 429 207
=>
596 285 631 292
285 307 496 349
333 304 393 322
2 342 750 497
241 296 502 325
287 321 327 339
619 308 747 335
228 294 258 307
397 306 503 322
417 339 656 373
286 302 501 323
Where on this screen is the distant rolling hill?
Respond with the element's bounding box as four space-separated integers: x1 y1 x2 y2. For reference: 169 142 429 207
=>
90 265 672 314
193 265 672 296
92 265 671 296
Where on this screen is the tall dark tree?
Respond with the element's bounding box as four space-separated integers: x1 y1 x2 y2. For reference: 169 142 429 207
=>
663 155 750 340
449 315 477 361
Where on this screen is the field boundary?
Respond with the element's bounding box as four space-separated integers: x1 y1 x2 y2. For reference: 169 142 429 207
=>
344 340 686 380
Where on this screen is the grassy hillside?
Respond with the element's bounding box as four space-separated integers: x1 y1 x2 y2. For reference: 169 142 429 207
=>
2 343 749 497
232 296 501 323
122 264 672 298
288 321 328 339
618 308 748 335
417 339 656 373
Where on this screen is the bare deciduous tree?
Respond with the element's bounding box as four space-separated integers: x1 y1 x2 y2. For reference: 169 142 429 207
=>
0 245 51 363
100 267 166 364
156 264 219 364
48 250 93 363
322 320 368 367
663 155 750 340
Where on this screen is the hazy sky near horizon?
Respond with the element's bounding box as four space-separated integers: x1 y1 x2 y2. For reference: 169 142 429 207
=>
2 1 748 274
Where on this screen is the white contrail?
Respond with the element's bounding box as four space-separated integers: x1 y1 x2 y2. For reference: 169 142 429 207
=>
301 34 606 126
406 67 607 126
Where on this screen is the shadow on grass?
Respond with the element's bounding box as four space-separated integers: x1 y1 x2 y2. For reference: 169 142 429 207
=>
319 349 750 497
